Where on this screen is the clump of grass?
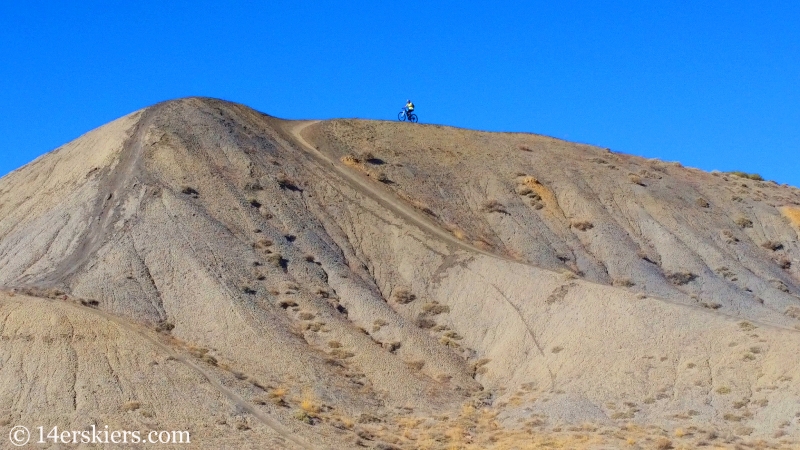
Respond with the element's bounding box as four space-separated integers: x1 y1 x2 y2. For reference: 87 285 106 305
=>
180 186 199 197
785 306 800 319
422 302 450 315
241 285 256 295
696 197 710 208
551 346 563 354
715 386 732 394
481 199 508 214
728 171 763 181
628 174 645 186
266 253 287 269
735 217 753 228
341 154 360 165
247 197 262 208
655 437 673 449
613 278 635 287
666 271 697 285
405 360 425 371
122 401 141 412
738 321 756 331
761 240 783 251
570 220 594 231
518 144 533 152
276 173 298 190
155 320 174 333
392 288 416 304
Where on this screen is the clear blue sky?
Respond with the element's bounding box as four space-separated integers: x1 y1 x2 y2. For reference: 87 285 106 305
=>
1 1 798 186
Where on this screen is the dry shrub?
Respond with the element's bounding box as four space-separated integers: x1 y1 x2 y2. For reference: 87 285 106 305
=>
180 186 199 197
780 206 800 228
613 278 635 287
628 174 645 186
392 288 416 304
570 220 594 231
665 271 697 285
253 238 273 249
515 185 534 196
761 240 783 251
122 401 141 412
481 199 507 214
405 360 425 371
715 386 732 394
518 144 533 152
735 217 753 228
655 437 673 449
786 306 800 319
695 197 710 208
520 176 540 188
422 302 450 315
341 154 359 165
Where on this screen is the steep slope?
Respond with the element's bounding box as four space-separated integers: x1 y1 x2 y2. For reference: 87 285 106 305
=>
1 97 799 449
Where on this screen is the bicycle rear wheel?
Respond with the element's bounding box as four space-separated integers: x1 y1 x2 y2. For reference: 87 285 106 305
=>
398 111 406 121
409 114 418 123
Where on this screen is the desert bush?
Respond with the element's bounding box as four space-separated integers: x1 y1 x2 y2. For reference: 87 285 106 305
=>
422 302 450 315
701 302 722 310
570 220 594 231
241 285 256 295
655 437 673 449
155 320 174 333
518 144 533 152
415 316 437 329
253 238 273 249
244 181 263 191
551 346 563 353
276 173 298 190
341 154 360 165
180 186 199 197
297 311 315 320
666 271 697 285
266 253 287 269
612 278 635 287
785 306 800 319
392 288 416 304
481 199 507 214
628 174 645 186
735 217 753 228
515 185 533 196
695 197 710 208
405 360 425 371
728 171 763 181
247 197 262 208
761 240 783 251
122 401 141 412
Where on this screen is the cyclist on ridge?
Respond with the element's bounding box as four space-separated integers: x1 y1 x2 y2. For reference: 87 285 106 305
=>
404 99 415 119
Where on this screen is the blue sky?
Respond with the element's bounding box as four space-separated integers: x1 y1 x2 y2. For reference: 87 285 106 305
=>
1 1 798 186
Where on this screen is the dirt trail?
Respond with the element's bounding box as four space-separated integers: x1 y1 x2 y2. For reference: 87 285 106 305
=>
289 121 800 336
23 295 316 450
290 121 499 259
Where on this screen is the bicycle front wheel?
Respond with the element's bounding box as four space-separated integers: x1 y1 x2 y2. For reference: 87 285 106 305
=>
409 114 418 123
398 111 406 121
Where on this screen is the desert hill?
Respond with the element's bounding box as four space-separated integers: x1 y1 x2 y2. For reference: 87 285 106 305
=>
1 97 799 449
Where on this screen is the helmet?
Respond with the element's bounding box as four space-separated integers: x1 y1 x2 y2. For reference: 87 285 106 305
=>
406 99 410 102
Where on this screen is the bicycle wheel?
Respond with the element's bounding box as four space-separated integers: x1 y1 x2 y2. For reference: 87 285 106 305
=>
409 114 418 123
398 111 406 121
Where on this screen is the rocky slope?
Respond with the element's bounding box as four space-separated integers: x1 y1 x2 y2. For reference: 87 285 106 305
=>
1 97 799 449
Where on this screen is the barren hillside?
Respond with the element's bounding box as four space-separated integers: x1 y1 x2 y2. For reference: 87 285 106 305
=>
1 97 799 449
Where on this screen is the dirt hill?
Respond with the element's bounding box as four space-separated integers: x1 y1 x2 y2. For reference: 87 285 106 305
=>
1 97 799 449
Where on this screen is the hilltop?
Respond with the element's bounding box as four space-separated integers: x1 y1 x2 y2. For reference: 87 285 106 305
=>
1 97 799 449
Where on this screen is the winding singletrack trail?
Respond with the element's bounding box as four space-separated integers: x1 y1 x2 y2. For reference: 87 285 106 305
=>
290 121 498 259
289 121 800 336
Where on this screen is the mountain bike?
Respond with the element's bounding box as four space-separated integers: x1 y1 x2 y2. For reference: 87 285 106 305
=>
398 109 418 123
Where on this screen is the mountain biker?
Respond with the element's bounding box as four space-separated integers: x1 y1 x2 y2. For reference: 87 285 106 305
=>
404 100 415 119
